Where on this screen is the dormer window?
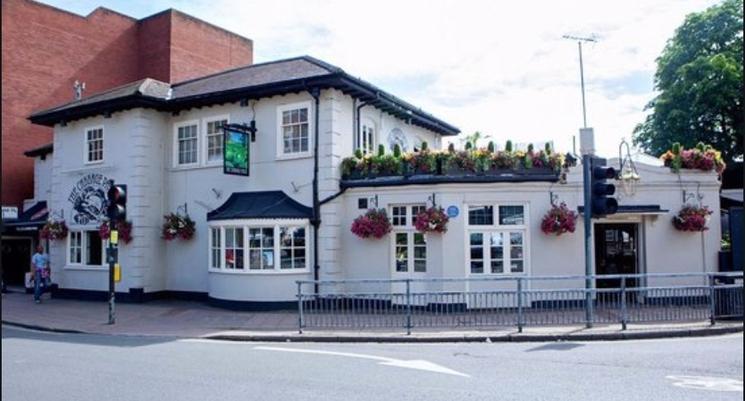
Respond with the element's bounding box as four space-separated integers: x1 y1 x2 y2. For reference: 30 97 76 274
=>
85 127 104 163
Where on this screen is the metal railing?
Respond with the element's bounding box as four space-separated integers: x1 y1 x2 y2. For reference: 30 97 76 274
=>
296 272 743 334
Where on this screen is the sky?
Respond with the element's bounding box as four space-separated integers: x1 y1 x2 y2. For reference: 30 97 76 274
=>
41 0 718 157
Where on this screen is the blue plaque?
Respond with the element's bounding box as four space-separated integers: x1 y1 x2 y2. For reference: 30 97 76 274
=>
446 205 459 218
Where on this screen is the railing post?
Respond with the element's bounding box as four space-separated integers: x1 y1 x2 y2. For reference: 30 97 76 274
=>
405 279 412 335
620 276 627 331
708 275 716 326
517 277 524 333
297 281 304 334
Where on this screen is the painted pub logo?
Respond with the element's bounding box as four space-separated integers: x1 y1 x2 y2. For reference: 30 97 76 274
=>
68 173 111 225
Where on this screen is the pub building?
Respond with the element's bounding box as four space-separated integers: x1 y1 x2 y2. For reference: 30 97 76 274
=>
12 56 720 308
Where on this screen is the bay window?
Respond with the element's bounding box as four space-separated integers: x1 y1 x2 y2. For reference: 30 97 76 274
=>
209 222 309 273
467 204 527 275
224 227 245 269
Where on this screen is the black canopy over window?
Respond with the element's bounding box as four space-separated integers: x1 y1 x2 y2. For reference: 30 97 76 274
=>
207 191 312 221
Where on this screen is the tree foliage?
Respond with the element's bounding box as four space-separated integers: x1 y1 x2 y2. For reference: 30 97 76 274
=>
633 0 743 163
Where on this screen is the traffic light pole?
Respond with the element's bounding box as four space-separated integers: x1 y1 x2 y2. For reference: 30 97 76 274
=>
582 154 594 328
108 238 116 325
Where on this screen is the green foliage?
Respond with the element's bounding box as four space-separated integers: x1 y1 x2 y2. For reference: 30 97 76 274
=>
633 0 743 163
447 143 456 153
354 149 363 159
420 141 428 151
340 157 360 178
459 131 490 148
527 143 534 154
487 141 496 153
672 142 681 155
465 141 473 151
505 140 513 153
393 144 402 158
544 142 552 155
377 144 385 157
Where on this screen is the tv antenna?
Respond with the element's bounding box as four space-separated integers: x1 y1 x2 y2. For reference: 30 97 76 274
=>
563 34 597 129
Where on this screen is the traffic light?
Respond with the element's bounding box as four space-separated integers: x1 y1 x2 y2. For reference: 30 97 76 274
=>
590 157 618 217
106 182 127 222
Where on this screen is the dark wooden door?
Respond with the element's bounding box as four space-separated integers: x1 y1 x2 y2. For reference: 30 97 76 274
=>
594 224 638 288
2 239 32 285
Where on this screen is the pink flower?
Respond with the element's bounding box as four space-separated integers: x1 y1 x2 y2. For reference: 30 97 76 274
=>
541 203 577 236
351 209 392 239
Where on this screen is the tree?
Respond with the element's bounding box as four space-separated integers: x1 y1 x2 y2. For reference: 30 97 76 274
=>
633 0 743 163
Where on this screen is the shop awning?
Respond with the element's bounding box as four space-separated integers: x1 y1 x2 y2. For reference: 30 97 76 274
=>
2 201 48 232
207 191 312 221
577 204 668 215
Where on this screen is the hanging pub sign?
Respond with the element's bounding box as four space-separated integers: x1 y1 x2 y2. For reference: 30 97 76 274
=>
222 122 255 176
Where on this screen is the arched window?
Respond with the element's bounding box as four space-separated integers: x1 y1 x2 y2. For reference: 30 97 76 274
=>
356 118 376 155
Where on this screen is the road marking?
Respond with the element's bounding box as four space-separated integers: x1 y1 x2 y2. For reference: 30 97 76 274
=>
254 346 470 377
666 375 743 392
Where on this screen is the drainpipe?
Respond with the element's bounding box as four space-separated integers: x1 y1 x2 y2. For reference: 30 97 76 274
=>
308 87 321 292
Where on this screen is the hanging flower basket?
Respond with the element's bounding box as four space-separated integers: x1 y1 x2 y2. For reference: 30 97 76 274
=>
162 213 196 241
414 206 449 233
672 205 712 232
351 208 392 239
99 221 134 244
40 220 68 241
540 203 578 236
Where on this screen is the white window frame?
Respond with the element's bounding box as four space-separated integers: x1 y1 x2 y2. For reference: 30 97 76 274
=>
356 117 376 155
209 227 222 269
173 120 200 168
203 115 230 166
465 203 529 276
390 204 428 275
276 101 312 160
84 126 104 164
66 229 106 268
67 231 83 265
208 219 311 275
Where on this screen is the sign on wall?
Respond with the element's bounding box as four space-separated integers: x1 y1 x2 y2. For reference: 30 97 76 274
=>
223 128 250 176
2 206 18 220
68 173 111 224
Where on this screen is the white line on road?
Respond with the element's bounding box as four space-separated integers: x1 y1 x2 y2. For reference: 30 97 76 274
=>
253 345 470 377
666 375 743 392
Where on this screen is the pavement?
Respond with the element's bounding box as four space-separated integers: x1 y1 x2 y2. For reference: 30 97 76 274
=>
1 289 742 342
2 325 743 401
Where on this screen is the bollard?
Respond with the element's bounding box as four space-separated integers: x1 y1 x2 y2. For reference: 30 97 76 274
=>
405 279 412 335
517 277 524 333
620 276 627 330
297 281 304 334
708 275 716 326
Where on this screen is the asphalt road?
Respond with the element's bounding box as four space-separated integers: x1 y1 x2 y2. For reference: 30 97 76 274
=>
2 325 742 401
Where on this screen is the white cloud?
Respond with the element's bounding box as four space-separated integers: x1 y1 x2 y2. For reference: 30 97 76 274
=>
46 0 719 156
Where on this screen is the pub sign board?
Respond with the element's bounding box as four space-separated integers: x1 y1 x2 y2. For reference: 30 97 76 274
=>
224 127 250 176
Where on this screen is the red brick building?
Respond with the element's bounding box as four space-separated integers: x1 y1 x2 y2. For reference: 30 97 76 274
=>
1 0 253 208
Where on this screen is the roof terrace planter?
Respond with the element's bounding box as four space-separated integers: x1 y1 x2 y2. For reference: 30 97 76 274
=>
340 147 566 187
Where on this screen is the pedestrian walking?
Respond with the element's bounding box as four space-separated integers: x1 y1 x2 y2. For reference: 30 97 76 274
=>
30 245 49 304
